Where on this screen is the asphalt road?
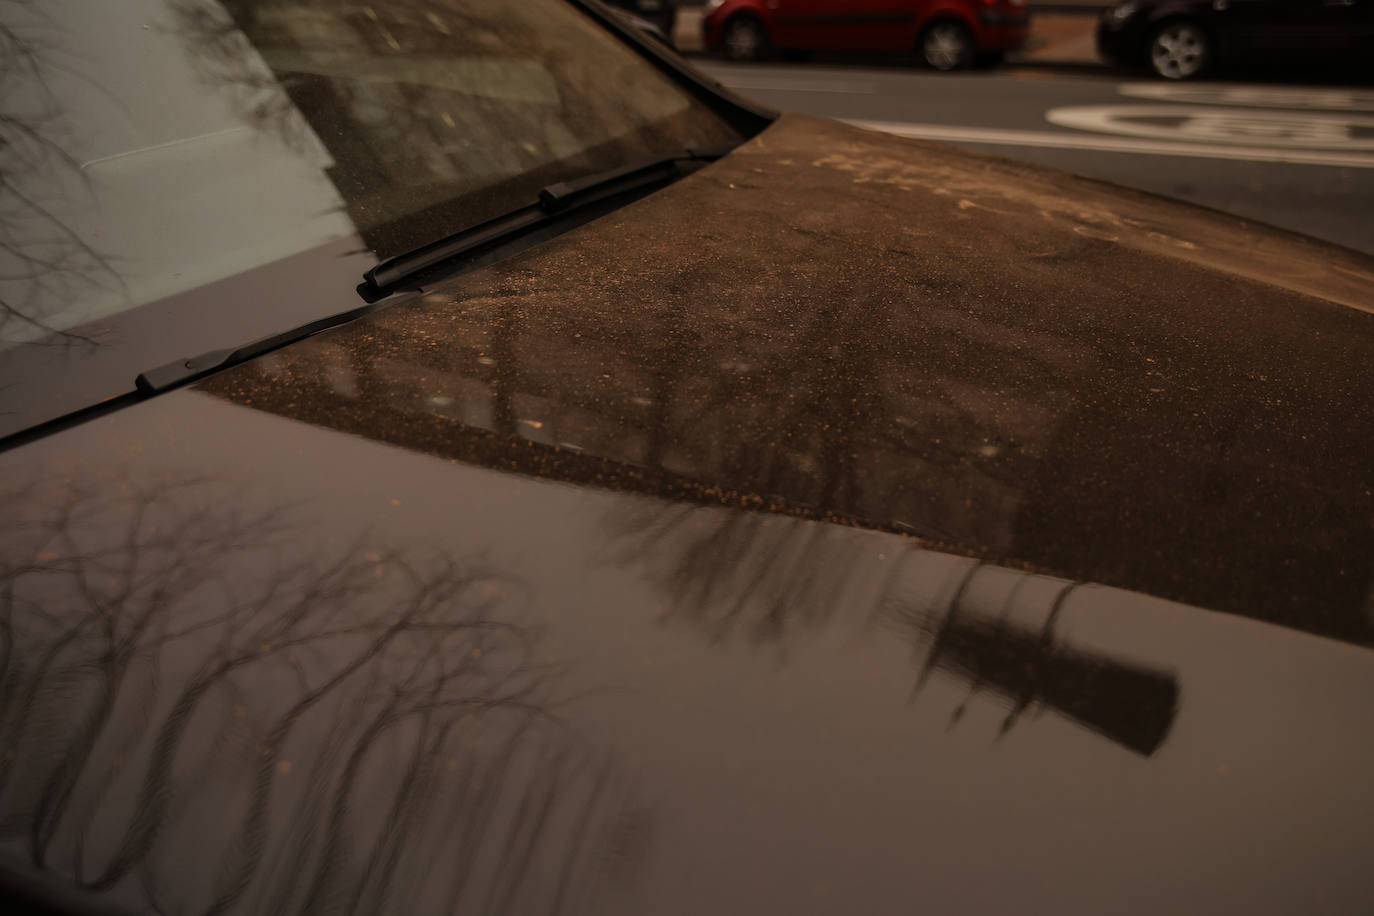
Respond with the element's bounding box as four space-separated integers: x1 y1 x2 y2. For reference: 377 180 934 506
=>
695 60 1374 254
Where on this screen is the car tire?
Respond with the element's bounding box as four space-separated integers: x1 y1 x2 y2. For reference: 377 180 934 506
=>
1148 20 1209 80
974 50 1006 69
920 20 975 71
721 16 770 62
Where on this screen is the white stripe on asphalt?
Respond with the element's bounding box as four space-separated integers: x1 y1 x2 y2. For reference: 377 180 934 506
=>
844 120 1374 168
715 76 877 94
1117 82 1374 112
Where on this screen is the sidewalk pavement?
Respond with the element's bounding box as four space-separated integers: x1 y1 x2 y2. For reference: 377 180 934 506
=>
1014 12 1103 66
671 8 1103 67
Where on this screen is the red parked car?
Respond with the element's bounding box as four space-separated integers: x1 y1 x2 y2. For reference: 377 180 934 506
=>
702 0 1030 68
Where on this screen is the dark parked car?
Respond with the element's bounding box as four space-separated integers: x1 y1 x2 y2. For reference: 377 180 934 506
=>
702 0 1030 68
1098 0 1374 79
2 1 1374 914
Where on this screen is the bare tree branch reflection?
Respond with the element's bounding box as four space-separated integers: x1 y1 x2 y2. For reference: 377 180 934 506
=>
0 474 643 914
0 0 117 343
162 0 320 155
607 504 885 650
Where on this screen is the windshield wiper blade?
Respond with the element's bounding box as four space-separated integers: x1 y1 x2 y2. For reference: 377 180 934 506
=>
135 146 736 397
359 144 734 301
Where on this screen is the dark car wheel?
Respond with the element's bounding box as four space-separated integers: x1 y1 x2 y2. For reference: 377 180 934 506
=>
921 21 975 71
974 50 1006 69
1148 20 1209 80
722 16 769 62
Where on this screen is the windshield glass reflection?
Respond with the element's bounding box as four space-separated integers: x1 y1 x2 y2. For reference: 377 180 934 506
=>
0 0 739 344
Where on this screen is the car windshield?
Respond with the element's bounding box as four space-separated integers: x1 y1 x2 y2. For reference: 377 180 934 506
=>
0 0 741 348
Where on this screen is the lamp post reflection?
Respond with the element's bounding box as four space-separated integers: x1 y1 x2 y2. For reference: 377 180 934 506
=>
900 574 1178 757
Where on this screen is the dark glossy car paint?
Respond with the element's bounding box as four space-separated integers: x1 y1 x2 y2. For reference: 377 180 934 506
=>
5 353 1374 916
703 0 1029 63
3 2 1374 915
1097 0 1374 77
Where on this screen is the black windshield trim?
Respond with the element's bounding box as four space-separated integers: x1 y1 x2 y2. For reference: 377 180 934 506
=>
0 390 144 455
567 0 777 136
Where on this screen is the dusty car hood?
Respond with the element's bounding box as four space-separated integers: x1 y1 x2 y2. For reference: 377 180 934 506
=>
2 113 1374 914
205 113 1374 644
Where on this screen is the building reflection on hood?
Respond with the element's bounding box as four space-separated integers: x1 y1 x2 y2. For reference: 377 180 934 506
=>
608 505 1180 759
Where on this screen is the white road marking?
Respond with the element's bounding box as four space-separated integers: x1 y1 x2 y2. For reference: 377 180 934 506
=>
1046 105 1374 149
712 76 877 94
1118 82 1374 112
845 119 1374 168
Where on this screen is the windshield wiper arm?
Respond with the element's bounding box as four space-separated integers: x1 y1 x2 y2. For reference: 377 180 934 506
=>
359 144 734 301
536 143 732 212
135 299 377 394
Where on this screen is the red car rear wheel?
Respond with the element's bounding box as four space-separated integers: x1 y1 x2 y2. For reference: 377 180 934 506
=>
920 20 975 71
722 16 770 62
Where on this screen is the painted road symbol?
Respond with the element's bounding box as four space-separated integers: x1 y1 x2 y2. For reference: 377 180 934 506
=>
1046 105 1374 150
1117 83 1374 112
